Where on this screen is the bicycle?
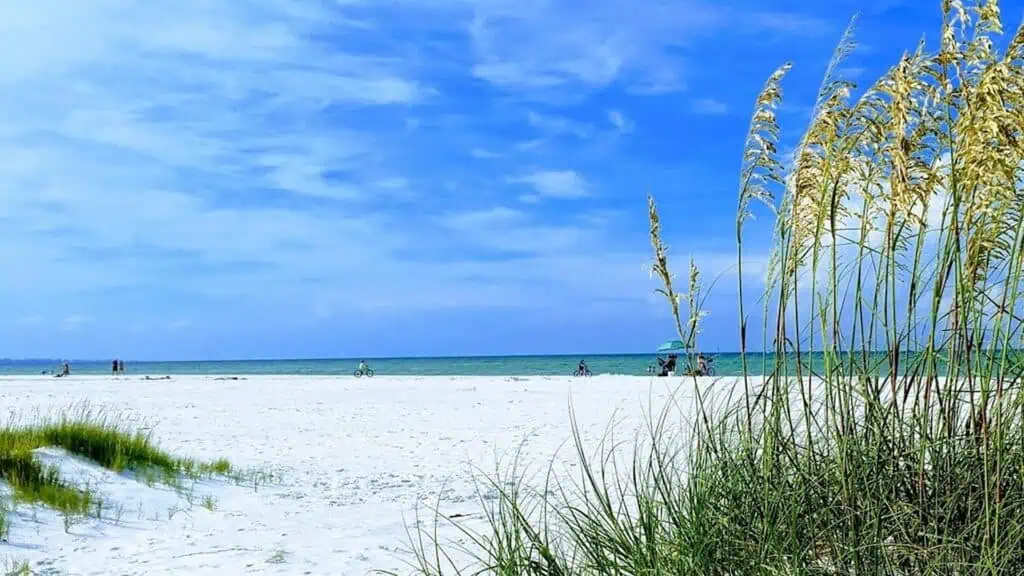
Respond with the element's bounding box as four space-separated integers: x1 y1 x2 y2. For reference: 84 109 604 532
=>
573 368 592 377
697 355 717 377
354 368 375 378
685 365 715 377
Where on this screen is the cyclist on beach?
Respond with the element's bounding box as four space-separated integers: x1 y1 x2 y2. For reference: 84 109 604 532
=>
357 359 369 375
694 354 713 376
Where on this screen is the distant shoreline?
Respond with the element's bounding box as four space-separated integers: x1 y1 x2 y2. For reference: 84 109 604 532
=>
0 351 1001 378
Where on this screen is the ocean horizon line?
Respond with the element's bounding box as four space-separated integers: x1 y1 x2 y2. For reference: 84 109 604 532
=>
1 349 1016 365
0 351 1002 379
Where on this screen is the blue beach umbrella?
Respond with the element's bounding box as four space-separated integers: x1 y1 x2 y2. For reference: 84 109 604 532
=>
657 340 686 353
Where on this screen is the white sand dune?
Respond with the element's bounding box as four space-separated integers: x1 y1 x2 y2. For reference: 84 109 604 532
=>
0 374 717 575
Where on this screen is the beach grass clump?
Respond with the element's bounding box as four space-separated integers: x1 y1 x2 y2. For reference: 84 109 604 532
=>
0 407 238 534
0 450 95 516
1 557 30 576
386 1 1024 574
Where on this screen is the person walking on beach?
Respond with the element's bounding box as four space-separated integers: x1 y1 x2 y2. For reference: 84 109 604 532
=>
118 359 125 375
112 359 119 376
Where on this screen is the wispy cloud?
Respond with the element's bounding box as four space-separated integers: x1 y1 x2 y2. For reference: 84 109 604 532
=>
470 147 502 159
740 11 833 36
441 206 598 254
607 110 634 133
467 1 699 97
60 315 91 333
509 170 591 202
462 0 831 99
527 111 593 137
691 98 730 115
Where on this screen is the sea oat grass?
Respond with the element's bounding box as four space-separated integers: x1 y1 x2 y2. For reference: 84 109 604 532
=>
384 1 1024 574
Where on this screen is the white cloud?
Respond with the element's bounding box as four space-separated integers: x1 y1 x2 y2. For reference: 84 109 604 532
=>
607 109 634 133
516 139 546 151
461 0 829 98
466 1 703 96
470 147 502 159
741 12 832 36
60 315 91 333
691 98 729 115
442 207 526 231
440 207 599 254
508 170 591 201
169 320 192 331
526 111 593 137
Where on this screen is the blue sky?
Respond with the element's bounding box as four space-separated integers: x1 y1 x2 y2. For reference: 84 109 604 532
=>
0 0 1018 360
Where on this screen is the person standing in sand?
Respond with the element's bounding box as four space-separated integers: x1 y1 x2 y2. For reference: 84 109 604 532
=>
664 354 677 376
112 359 119 376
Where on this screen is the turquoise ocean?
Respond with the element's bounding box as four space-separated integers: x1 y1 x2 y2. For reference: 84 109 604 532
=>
0 352 970 377
0 355 682 377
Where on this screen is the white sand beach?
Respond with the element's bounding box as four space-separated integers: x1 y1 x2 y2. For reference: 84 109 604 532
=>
0 374 715 575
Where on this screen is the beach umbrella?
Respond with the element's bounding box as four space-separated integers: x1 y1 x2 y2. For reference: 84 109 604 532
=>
657 340 686 353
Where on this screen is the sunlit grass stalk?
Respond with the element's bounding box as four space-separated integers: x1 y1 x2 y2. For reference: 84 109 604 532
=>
736 63 790 431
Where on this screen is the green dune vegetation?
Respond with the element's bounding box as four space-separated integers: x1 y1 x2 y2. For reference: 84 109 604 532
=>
0 406 237 541
385 1 1024 574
